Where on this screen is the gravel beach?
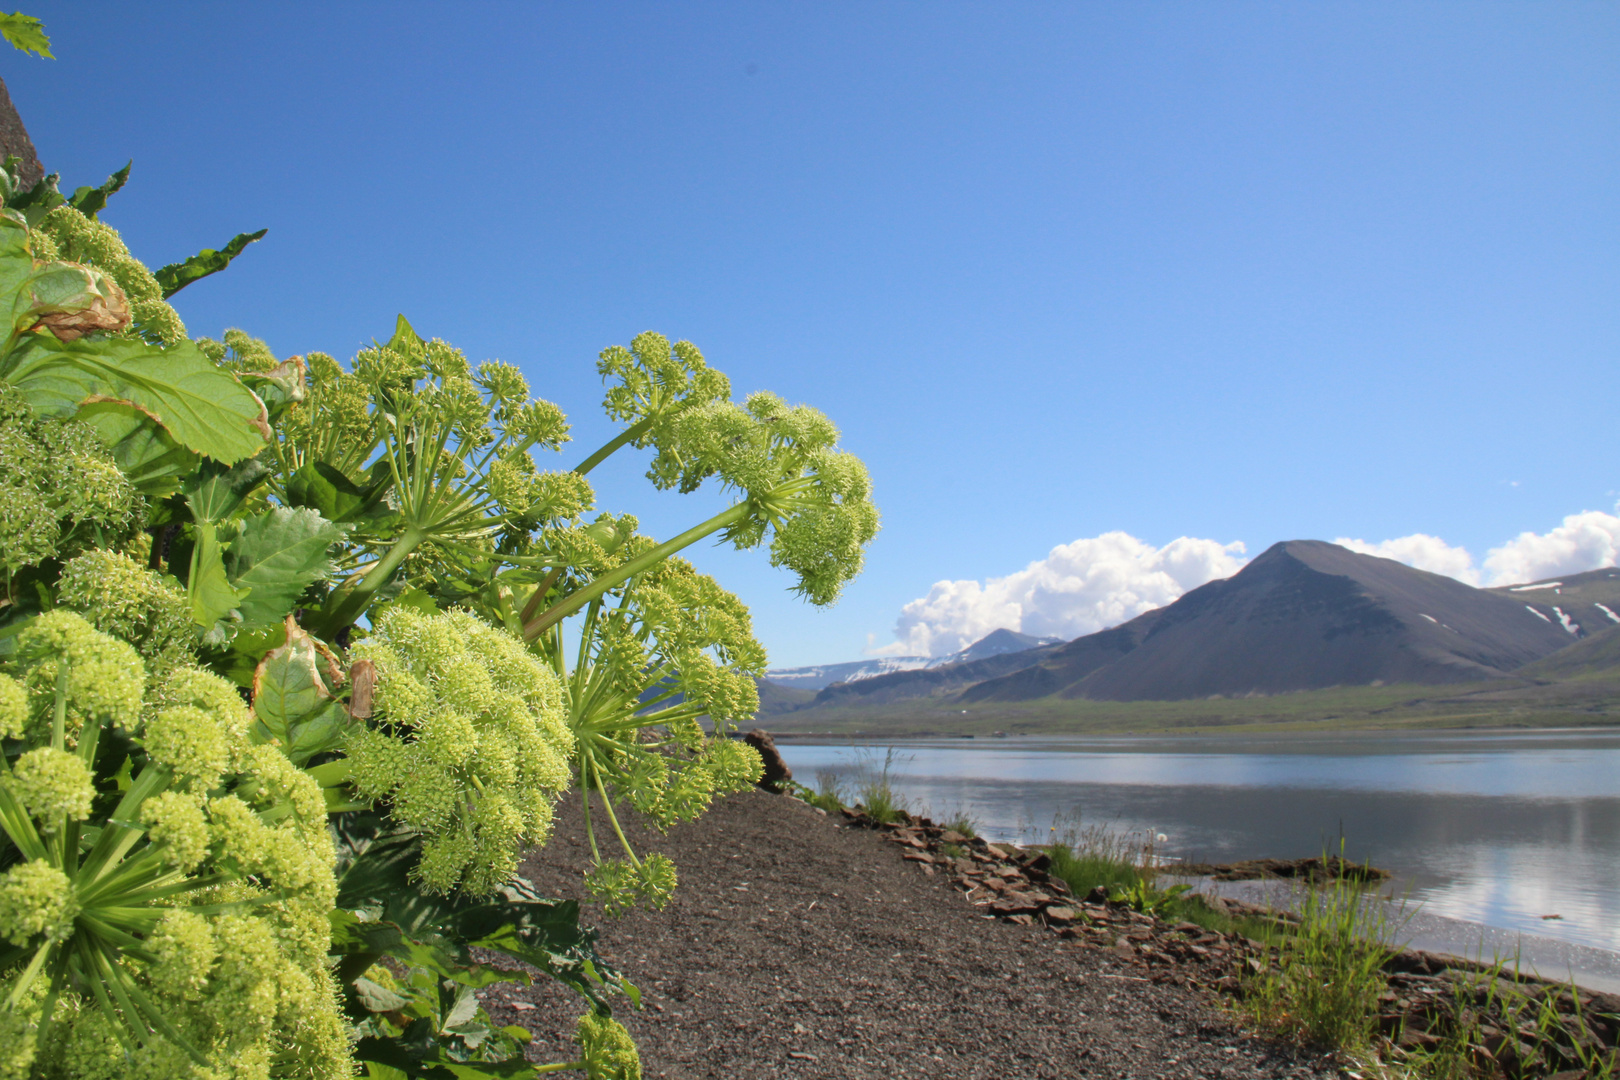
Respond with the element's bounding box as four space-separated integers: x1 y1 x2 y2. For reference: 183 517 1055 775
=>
488 789 1346 1080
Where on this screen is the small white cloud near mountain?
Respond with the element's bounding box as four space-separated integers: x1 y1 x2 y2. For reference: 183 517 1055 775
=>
1338 505 1620 588
872 532 1247 658
874 506 1620 660
1334 533 1481 584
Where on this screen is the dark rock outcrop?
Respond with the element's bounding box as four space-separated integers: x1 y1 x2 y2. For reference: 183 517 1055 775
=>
742 729 792 793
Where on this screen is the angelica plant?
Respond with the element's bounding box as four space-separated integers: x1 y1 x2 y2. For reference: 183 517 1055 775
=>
343 606 574 896
0 612 349 1080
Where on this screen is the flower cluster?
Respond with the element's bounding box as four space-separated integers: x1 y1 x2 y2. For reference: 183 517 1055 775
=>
0 385 140 594
56 548 192 680
11 609 144 744
30 203 187 345
574 1011 642 1080
345 606 575 895
659 392 879 606
0 613 349 1080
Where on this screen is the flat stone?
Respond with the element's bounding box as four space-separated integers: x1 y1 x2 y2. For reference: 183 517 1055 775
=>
1043 906 1077 923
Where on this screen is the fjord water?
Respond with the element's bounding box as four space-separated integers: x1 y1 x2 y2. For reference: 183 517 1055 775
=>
776 730 1620 958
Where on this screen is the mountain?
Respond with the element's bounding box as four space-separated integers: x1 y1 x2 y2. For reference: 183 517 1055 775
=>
762 655 930 693
1484 567 1620 639
785 637 1066 711
762 629 1062 692
1515 623 1620 682
964 541 1582 703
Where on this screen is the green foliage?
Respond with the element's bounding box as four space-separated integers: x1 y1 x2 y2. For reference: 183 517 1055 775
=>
0 613 350 1080
153 228 267 299
1045 818 1153 900
0 135 877 1075
0 12 50 58
851 747 909 825
1239 855 1395 1053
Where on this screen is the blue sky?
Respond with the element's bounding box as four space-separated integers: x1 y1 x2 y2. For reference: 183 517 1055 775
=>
13 3 1619 666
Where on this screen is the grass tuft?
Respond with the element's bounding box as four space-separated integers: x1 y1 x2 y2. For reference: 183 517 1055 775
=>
852 747 911 824
1239 867 1394 1052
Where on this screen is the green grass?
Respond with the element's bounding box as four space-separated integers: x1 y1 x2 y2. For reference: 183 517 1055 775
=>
1045 819 1153 899
1239 869 1395 1052
800 768 847 814
852 747 911 824
938 809 979 839
1397 960 1620 1079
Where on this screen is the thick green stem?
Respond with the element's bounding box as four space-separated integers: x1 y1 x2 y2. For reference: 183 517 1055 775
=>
532 1062 587 1075
520 566 565 625
523 502 750 641
316 526 424 634
572 416 654 478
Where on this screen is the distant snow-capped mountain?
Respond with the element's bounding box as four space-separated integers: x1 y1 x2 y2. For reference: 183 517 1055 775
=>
764 629 1063 692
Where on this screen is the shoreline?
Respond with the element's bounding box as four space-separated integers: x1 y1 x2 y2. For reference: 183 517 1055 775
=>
837 799 1620 1073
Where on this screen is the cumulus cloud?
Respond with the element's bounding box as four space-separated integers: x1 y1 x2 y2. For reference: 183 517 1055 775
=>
1333 534 1481 585
1482 509 1620 585
873 532 1248 658
1335 506 1620 588
873 504 1620 659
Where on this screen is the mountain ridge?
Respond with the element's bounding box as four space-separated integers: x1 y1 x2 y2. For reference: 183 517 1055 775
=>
759 541 1620 718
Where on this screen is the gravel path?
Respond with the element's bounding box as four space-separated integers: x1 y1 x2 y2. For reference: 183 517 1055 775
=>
489 789 1346 1080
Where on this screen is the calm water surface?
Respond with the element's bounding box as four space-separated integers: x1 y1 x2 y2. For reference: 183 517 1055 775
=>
775 730 1620 956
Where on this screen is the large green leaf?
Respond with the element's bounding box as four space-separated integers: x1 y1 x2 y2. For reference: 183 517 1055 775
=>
227 507 346 630
75 400 199 498
251 619 352 765
330 813 631 1014
188 523 248 629
286 461 392 525
154 228 268 299
184 457 271 525
4 334 270 464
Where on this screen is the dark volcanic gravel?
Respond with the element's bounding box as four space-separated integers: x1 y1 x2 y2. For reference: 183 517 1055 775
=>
489 789 1345 1080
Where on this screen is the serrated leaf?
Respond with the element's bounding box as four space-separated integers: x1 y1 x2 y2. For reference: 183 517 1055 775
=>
74 400 198 498
353 976 413 1014
227 506 346 629
4 334 271 464
0 13 51 58
286 460 391 524
154 228 267 299
440 985 480 1032
185 457 270 525
66 162 130 220
189 523 248 628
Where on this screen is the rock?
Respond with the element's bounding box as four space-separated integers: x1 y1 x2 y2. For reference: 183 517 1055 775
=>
1085 885 1109 904
939 829 970 844
1043 906 1077 923
0 78 42 192
743 729 793 793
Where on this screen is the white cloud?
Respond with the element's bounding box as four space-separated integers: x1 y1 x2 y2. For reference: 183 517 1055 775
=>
876 532 1248 657
1482 509 1620 586
1333 534 1481 585
1335 507 1620 587
872 504 1620 659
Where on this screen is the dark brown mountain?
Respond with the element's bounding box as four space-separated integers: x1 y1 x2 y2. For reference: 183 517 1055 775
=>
966 540 1580 703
